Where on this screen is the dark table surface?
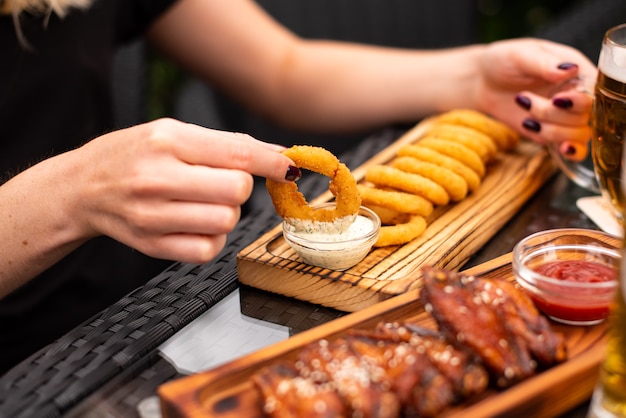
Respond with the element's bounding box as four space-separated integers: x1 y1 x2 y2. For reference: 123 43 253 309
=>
0 128 603 418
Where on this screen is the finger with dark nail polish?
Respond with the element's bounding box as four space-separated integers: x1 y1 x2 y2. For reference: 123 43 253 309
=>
285 165 302 181
553 97 573 109
563 144 576 155
522 118 541 133
515 94 531 110
559 141 584 159
557 62 578 70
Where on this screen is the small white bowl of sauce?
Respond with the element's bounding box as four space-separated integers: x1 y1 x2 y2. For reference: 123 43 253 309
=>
282 203 381 271
512 228 621 326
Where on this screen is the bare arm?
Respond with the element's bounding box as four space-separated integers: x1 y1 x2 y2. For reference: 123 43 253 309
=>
147 0 595 151
146 0 483 132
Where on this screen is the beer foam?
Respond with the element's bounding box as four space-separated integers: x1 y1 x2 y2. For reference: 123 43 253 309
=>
599 47 626 83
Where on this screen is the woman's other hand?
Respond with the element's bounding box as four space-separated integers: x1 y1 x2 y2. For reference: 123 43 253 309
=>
476 38 596 161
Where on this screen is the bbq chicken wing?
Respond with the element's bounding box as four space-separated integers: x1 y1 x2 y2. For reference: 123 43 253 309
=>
420 267 566 387
373 322 489 399
345 331 455 417
252 361 347 418
297 338 401 418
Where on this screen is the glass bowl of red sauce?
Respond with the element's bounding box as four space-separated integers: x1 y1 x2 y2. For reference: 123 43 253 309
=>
513 228 622 326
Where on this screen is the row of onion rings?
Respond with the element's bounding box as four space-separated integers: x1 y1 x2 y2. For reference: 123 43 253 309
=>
361 109 518 247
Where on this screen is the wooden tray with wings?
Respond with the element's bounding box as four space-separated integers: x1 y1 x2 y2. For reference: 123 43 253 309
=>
236 121 557 311
159 254 607 418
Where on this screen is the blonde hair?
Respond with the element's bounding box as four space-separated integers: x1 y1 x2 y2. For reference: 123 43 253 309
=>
1 0 93 47
1 0 92 17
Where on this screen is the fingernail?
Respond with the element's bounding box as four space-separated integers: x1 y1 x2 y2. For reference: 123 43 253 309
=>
557 62 578 70
515 94 532 110
285 165 301 181
563 144 577 155
522 118 541 133
553 97 573 109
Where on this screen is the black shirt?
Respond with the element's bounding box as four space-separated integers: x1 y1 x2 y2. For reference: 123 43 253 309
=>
0 0 177 375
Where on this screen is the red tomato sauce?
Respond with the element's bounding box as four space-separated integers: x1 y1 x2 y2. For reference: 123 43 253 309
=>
535 260 615 283
530 260 616 323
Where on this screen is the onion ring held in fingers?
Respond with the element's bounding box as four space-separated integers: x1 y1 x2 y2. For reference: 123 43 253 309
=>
266 145 361 223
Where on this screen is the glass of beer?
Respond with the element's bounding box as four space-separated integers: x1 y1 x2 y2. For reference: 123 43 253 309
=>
586 140 626 418
549 24 626 224
591 23 626 224
588 229 626 417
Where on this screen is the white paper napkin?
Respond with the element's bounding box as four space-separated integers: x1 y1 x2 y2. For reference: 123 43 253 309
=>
158 289 289 375
576 196 623 237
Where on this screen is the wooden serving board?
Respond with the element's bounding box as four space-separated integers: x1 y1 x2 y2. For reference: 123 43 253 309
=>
159 254 608 418
237 121 557 312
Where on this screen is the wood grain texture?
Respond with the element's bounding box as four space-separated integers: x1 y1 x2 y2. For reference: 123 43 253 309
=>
237 121 557 311
159 254 608 418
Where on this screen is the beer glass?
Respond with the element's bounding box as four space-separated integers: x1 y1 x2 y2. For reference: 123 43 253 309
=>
550 23 626 224
586 130 626 418
587 203 626 417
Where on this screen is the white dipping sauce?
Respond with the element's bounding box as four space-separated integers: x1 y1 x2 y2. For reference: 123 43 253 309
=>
289 215 372 241
284 215 377 270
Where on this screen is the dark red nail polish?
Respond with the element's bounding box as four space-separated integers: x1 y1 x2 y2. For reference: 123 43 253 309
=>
557 62 578 70
285 165 301 181
563 144 576 155
522 118 541 133
553 97 573 109
515 94 532 110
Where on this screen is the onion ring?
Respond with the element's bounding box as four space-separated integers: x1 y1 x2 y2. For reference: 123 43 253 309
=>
365 165 450 206
365 203 412 225
435 109 519 150
418 137 486 177
357 184 434 216
427 123 498 162
391 156 468 202
396 145 482 192
374 215 427 247
266 145 361 223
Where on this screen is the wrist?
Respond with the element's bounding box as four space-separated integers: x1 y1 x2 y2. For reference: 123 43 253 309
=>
431 44 486 113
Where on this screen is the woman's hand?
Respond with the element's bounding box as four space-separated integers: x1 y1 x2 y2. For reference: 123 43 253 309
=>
475 38 597 161
75 119 298 263
0 119 298 297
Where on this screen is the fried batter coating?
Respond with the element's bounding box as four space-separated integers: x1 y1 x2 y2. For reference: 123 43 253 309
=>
365 203 412 225
375 215 427 247
418 137 486 178
357 184 434 216
428 122 498 163
426 123 499 162
365 165 450 206
435 109 520 150
397 145 481 192
391 156 468 201
266 145 360 223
